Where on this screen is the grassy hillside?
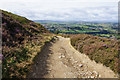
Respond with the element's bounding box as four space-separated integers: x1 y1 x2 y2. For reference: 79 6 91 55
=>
1 10 54 78
69 34 119 75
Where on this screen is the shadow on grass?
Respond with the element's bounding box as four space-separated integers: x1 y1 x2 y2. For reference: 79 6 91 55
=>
26 37 57 78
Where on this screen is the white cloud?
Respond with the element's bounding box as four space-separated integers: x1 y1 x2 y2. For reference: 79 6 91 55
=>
0 0 118 22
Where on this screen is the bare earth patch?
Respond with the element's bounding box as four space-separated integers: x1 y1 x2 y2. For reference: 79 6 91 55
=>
27 36 117 78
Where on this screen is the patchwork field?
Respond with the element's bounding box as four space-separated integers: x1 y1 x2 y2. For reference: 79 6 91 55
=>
35 20 118 39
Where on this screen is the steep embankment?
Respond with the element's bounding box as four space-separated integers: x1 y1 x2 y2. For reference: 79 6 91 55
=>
1 10 54 78
70 34 119 76
27 36 117 78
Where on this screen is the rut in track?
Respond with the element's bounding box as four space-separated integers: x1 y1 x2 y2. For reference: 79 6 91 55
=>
27 36 117 78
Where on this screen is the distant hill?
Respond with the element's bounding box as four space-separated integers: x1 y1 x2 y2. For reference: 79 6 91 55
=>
34 20 117 24
34 20 71 24
35 20 118 39
33 20 86 24
1 10 53 78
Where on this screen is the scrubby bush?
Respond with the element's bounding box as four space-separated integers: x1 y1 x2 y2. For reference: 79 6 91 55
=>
2 47 31 78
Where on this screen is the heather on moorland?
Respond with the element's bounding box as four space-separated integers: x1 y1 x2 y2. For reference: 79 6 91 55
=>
1 10 54 78
70 34 119 75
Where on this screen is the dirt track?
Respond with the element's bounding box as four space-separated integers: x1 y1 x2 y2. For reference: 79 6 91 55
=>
27 36 117 78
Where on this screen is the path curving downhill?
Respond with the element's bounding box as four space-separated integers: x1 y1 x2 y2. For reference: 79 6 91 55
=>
27 36 117 78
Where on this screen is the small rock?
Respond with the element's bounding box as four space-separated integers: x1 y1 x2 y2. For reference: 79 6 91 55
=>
96 74 99 77
79 64 83 67
99 75 101 78
89 71 92 75
91 76 95 78
82 61 85 63
48 70 51 73
61 62 63 64
75 61 78 63
73 66 76 68
93 71 98 74
59 56 61 58
88 76 90 78
61 55 65 58
65 65 67 67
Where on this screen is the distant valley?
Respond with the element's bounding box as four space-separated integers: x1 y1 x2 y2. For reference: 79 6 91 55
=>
34 20 118 39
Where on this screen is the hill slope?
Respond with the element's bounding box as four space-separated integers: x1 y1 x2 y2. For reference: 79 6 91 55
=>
27 36 117 78
1 10 54 78
1 10 119 78
69 34 119 75
2 9 49 47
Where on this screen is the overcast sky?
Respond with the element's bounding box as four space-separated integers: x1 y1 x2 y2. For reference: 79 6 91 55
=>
0 0 119 22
